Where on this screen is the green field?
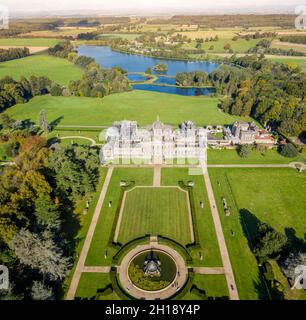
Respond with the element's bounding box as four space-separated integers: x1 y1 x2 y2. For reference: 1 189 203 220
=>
0 54 83 85
183 275 229 300
267 56 306 72
209 168 306 300
161 168 222 267
0 38 60 47
271 40 306 54
118 187 192 245
85 168 153 266
7 91 253 127
183 38 261 53
75 273 119 300
208 149 305 164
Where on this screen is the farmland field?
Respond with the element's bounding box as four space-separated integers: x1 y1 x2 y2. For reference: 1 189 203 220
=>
0 54 83 85
0 38 60 47
6 91 253 127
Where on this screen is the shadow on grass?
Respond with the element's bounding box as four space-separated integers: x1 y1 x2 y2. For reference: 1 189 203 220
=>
239 209 285 300
50 116 64 130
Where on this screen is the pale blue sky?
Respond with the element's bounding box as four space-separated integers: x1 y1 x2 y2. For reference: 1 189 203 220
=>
0 0 302 13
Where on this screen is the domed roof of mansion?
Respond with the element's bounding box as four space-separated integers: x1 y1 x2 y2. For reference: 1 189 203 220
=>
152 116 164 130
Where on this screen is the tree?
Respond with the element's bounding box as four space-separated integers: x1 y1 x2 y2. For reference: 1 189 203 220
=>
50 83 63 96
34 195 61 231
10 229 71 281
0 114 15 129
254 223 287 263
38 110 51 134
279 143 299 158
237 144 250 158
31 281 54 300
224 43 232 51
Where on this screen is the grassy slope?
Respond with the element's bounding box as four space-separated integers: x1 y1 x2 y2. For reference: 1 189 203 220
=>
209 168 306 300
208 149 305 165
0 54 83 85
161 168 222 267
0 38 60 47
118 187 192 245
7 92 253 127
85 168 153 266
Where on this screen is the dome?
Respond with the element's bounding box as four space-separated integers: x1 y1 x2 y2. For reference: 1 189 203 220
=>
106 126 119 139
152 116 164 130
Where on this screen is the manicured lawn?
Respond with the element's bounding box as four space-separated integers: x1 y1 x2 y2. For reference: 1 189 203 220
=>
85 168 153 266
208 149 305 164
75 273 119 300
0 54 83 85
209 168 306 300
0 38 60 47
7 91 253 127
59 138 92 147
161 168 222 267
183 275 229 300
63 168 107 296
118 187 192 245
48 130 102 143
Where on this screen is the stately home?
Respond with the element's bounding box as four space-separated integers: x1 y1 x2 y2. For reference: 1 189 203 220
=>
100 118 207 164
224 122 275 146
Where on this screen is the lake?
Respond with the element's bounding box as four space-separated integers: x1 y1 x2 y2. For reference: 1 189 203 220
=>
77 46 220 96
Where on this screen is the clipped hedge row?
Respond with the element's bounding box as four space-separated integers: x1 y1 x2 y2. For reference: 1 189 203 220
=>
178 181 201 248
108 181 136 248
157 236 193 264
171 272 194 300
110 269 134 300
112 235 151 265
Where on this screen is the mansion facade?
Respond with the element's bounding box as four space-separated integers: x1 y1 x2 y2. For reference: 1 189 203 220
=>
100 119 276 164
100 118 207 164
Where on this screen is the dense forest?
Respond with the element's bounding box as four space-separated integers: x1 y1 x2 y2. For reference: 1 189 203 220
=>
213 55 306 137
149 15 295 28
0 48 30 63
175 56 306 138
0 116 101 299
0 75 62 113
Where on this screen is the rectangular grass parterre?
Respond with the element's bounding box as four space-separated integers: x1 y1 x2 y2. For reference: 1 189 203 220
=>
117 187 192 246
